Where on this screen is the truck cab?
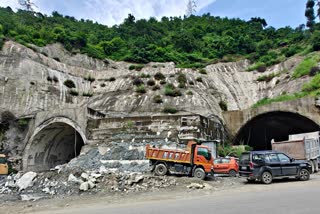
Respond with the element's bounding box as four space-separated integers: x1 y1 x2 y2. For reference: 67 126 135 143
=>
0 154 8 175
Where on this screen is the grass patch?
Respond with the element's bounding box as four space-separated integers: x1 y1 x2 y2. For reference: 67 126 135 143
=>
136 85 146 94
252 92 308 108
163 106 178 114
302 73 320 92
292 56 319 79
256 72 279 82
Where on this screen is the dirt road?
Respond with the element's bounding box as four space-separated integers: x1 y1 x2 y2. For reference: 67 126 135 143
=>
3 174 320 214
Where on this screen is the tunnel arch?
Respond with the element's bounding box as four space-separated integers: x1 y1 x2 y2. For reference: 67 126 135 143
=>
23 117 86 171
233 111 320 150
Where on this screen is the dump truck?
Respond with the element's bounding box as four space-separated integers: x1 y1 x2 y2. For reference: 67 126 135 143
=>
271 131 320 173
145 140 214 180
0 154 8 175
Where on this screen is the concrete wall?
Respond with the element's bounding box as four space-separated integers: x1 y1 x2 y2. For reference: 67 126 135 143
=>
223 96 320 137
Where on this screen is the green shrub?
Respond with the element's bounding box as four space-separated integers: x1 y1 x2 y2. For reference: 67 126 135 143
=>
164 84 182 97
47 76 53 82
152 85 161 91
160 80 166 85
292 57 318 79
53 76 59 83
199 68 207 74
17 118 28 127
100 83 106 87
132 78 144 86
163 106 178 114
186 90 193 95
140 73 150 78
108 77 116 81
309 66 320 76
129 64 144 71
64 79 76 88
196 77 203 82
84 75 95 82
247 62 266 72
189 80 195 85
153 95 163 103
147 79 156 86
177 73 187 88
154 72 165 80
69 89 79 96
83 92 93 97
136 85 146 94
219 101 228 111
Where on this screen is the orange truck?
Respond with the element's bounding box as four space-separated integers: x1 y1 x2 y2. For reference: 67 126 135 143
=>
0 154 8 175
146 141 214 180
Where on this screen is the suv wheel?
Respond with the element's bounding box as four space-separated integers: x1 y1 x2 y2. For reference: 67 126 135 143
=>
229 170 237 177
261 171 272 184
154 163 168 176
299 168 310 181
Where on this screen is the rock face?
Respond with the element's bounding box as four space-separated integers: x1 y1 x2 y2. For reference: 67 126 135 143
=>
0 41 307 119
0 41 310 171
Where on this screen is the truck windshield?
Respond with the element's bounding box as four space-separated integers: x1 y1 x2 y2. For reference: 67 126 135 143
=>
197 147 209 158
0 157 6 164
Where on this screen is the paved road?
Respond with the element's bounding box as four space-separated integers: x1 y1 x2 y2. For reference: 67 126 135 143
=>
33 178 320 214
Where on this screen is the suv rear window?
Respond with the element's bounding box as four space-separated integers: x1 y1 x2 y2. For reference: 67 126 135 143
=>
240 153 250 164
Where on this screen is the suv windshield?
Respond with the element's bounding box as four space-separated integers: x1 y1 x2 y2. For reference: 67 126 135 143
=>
240 153 250 164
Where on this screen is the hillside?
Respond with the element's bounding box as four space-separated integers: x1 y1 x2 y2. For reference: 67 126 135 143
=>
0 6 316 69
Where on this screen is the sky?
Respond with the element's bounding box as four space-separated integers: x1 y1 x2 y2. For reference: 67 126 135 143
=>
0 0 307 28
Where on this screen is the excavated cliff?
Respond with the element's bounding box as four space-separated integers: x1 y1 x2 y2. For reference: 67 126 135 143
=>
0 41 308 119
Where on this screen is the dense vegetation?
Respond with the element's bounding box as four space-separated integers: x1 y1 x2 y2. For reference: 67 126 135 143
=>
0 6 313 68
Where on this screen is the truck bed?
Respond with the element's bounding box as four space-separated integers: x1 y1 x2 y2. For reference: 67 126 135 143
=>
146 144 192 164
271 138 320 160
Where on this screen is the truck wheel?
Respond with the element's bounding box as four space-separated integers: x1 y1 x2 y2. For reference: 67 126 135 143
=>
154 163 167 176
194 168 206 180
261 171 272 184
229 170 237 177
299 168 310 181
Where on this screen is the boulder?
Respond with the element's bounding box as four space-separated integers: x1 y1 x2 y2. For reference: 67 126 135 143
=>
79 182 89 191
68 174 83 184
16 172 37 191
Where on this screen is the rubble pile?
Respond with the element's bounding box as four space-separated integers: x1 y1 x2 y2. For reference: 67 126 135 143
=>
0 165 179 202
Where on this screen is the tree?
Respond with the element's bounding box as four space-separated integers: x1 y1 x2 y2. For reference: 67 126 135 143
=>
305 0 316 31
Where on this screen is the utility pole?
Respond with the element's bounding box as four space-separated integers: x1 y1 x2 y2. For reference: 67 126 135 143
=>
186 0 197 17
18 0 36 12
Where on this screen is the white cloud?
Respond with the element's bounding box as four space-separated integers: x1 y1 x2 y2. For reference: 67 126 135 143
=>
0 0 216 26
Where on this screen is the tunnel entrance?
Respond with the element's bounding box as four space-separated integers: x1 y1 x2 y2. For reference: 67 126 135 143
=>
25 122 84 171
233 111 319 150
